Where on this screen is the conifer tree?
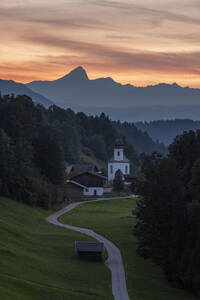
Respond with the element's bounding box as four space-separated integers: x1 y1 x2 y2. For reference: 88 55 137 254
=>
113 169 124 193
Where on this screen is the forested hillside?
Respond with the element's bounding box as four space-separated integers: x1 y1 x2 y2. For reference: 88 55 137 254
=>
135 119 200 145
134 130 200 297
0 95 65 209
113 121 167 155
44 107 167 163
43 108 140 167
0 94 167 208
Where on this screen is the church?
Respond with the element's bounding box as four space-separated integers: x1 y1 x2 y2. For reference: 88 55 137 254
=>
108 139 130 181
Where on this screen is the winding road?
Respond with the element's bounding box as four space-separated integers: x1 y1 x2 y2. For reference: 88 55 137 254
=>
46 198 130 300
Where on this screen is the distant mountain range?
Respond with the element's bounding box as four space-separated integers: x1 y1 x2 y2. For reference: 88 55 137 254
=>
27 66 200 109
0 79 53 107
1 66 200 121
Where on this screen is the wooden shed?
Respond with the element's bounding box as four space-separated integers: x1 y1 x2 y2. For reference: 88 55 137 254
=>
75 241 104 261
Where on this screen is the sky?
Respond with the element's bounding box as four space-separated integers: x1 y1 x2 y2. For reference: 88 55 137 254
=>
1 0 200 87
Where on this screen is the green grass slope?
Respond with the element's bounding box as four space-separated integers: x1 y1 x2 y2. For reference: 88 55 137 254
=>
79 152 106 169
0 197 112 300
60 198 195 300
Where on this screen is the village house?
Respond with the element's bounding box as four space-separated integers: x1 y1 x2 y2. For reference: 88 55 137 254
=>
66 171 107 201
71 171 107 196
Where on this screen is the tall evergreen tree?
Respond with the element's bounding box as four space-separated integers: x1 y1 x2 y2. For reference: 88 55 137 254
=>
34 125 65 185
134 132 200 297
113 169 124 193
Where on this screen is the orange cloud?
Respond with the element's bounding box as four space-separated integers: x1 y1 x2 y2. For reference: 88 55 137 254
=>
0 0 200 88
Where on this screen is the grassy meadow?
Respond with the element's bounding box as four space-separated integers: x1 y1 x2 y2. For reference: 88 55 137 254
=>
0 197 112 300
60 198 195 300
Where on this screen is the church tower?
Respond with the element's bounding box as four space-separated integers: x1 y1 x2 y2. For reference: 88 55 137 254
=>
108 139 130 181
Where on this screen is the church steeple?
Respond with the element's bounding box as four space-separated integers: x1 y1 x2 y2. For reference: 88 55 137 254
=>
114 138 124 148
114 139 124 161
108 138 130 181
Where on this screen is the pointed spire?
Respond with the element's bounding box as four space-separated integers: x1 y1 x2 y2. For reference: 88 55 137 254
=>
115 138 124 148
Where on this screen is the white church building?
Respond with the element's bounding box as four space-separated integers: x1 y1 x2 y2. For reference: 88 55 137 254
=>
108 139 130 181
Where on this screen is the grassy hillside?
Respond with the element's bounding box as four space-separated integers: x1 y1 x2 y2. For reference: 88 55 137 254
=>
79 152 106 169
0 197 112 300
60 198 195 300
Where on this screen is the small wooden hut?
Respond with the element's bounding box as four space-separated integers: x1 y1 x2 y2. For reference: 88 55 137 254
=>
75 241 104 261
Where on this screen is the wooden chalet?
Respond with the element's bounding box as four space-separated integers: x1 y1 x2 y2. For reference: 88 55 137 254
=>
71 172 107 196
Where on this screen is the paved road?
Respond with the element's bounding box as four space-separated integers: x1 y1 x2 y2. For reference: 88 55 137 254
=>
46 198 131 300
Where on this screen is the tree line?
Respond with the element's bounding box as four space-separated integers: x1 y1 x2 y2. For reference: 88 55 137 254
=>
113 121 167 155
134 130 200 297
0 95 65 209
135 119 200 145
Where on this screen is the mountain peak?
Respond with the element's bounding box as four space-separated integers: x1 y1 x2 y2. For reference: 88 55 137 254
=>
60 66 89 81
172 82 180 88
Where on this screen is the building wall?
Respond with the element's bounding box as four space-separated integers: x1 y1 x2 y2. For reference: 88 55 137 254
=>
77 251 103 261
83 187 104 196
66 184 84 202
108 162 130 181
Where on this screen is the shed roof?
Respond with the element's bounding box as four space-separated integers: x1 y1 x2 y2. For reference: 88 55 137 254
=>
75 241 104 252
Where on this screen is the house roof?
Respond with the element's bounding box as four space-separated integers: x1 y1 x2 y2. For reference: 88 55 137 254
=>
66 180 86 189
66 164 99 175
72 171 107 181
75 241 104 252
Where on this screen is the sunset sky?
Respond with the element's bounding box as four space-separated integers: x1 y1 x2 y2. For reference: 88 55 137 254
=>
1 0 200 87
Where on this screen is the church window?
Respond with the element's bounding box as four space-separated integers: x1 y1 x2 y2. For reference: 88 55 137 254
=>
125 165 128 174
110 165 113 174
118 151 120 156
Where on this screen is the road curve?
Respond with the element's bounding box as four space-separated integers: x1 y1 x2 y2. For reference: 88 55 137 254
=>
46 198 130 300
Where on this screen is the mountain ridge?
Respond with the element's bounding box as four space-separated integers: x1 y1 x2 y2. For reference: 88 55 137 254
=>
28 66 186 88
0 78 53 107
27 66 200 109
